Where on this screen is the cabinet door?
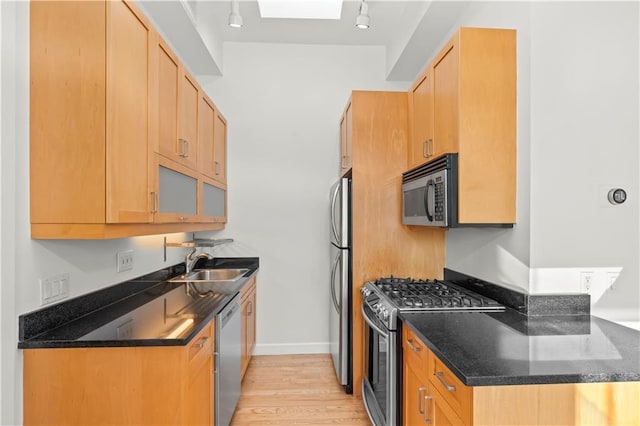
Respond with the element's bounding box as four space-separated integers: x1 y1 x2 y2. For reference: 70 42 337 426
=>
213 111 227 184
186 353 213 425
339 103 353 175
247 286 257 357
157 40 180 163
105 0 153 223
432 42 459 158
404 362 429 426
185 319 214 425
178 72 199 169
430 390 465 426
198 95 216 179
408 69 434 169
153 156 198 223
200 178 227 223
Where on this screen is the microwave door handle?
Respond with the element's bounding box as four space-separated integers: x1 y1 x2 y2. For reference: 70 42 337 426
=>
424 179 434 222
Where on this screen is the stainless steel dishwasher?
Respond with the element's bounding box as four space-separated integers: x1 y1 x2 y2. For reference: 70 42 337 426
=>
215 293 242 426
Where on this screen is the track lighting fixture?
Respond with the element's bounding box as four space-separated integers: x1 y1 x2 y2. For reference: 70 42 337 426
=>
356 0 370 29
228 0 243 28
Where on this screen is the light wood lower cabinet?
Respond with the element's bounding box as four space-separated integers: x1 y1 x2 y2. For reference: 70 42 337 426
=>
241 276 257 379
402 325 640 426
23 320 214 425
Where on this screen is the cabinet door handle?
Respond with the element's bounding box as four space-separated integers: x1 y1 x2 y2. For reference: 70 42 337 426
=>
423 395 433 424
194 336 209 349
184 140 189 158
417 386 428 414
423 138 433 158
151 192 159 213
215 161 220 175
407 338 422 352
435 371 456 391
248 301 253 315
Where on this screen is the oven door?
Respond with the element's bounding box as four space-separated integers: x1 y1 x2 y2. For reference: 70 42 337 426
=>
361 302 397 426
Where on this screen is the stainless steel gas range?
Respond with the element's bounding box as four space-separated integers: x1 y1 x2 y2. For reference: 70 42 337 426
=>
360 277 505 426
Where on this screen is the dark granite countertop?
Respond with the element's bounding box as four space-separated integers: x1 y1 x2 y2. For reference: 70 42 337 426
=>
18 257 259 349
400 309 640 386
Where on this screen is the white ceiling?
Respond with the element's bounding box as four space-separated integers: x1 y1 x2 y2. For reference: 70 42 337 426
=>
138 0 471 81
193 0 427 46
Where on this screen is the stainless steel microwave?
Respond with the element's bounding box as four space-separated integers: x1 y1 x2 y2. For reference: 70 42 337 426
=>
402 154 458 227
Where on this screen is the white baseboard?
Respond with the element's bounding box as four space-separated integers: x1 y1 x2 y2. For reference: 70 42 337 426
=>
254 342 330 356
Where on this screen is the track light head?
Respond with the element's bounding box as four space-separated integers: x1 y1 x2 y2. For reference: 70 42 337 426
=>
356 0 370 29
228 0 243 28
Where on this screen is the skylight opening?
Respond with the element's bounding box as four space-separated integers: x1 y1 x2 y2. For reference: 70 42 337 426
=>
257 0 344 20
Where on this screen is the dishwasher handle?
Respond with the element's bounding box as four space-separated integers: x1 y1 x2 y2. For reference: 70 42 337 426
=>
221 302 240 327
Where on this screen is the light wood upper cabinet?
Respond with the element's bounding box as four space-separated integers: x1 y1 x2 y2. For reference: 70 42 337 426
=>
213 111 228 184
402 325 640 426
179 72 199 169
29 0 228 238
198 95 227 184
30 0 153 227
408 69 434 169
339 102 353 176
157 39 181 163
407 27 517 224
157 38 198 170
23 320 215 425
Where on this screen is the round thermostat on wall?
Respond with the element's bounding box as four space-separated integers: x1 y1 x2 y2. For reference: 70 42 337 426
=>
607 188 627 205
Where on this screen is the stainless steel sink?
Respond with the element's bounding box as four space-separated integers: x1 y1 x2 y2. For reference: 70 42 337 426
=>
169 268 249 283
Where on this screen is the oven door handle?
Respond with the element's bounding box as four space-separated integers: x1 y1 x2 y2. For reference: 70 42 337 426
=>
361 303 390 338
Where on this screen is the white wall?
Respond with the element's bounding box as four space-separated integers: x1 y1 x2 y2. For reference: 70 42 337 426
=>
445 1 533 292
446 1 640 322
200 42 409 354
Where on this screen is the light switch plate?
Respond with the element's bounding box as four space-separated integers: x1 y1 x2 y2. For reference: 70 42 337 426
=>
40 273 70 305
117 250 134 273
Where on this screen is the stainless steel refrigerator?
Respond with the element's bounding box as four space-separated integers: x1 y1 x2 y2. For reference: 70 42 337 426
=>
329 177 352 393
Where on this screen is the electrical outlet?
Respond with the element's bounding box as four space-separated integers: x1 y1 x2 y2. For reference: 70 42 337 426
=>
117 250 134 273
580 271 594 293
40 273 70 305
606 272 619 291
116 319 134 339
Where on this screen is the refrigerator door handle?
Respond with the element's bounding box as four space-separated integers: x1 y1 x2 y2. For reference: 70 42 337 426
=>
330 183 341 244
330 252 340 313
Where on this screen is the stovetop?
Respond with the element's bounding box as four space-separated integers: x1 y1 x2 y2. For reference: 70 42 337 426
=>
374 277 504 310
361 276 505 330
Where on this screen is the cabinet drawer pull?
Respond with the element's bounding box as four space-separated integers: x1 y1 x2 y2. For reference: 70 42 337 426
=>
179 216 188 221
194 336 209 349
417 386 428 414
407 338 422 352
435 371 456 391
423 395 433 424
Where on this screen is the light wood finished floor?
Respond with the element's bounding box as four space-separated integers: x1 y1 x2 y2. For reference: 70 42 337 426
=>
230 354 371 425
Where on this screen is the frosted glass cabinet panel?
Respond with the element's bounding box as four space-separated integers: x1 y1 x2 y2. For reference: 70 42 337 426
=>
202 181 226 220
158 165 197 221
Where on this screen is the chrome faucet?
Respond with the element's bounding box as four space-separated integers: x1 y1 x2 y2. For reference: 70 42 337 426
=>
185 249 214 273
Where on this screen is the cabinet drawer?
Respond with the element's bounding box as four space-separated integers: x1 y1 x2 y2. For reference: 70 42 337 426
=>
403 326 430 373
430 355 472 425
187 320 214 371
